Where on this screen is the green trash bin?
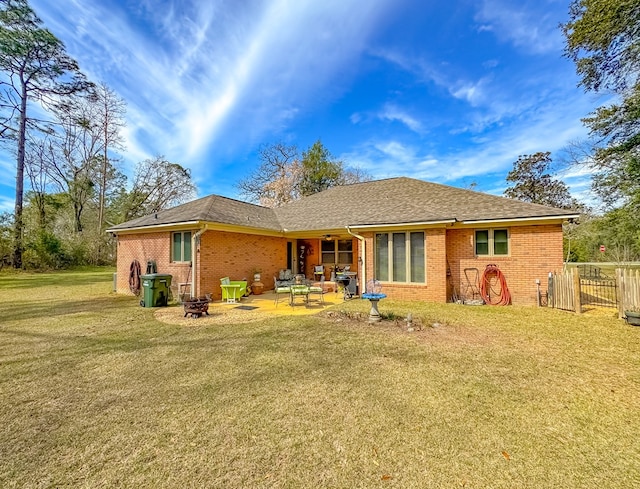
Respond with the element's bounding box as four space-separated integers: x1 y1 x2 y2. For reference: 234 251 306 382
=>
140 273 172 307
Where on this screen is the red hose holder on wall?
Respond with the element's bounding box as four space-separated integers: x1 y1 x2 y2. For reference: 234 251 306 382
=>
480 264 512 306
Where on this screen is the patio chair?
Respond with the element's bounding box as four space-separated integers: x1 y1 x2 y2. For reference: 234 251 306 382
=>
290 284 309 308
308 276 326 306
220 277 248 303
274 276 291 307
279 269 293 281
314 265 324 280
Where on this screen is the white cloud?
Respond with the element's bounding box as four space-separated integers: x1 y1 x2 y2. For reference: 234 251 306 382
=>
341 141 438 180
557 163 594 204
372 49 526 132
450 77 491 107
342 88 594 195
31 0 397 174
378 104 424 133
474 0 564 54
372 48 449 89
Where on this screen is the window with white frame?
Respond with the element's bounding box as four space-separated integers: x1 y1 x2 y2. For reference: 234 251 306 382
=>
375 232 425 283
321 239 353 265
475 229 509 256
172 231 192 262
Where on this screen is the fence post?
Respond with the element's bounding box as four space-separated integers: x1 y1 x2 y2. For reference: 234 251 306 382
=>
616 268 624 319
572 269 582 314
548 272 554 309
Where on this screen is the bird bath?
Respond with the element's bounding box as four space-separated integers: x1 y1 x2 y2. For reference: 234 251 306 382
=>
362 280 386 323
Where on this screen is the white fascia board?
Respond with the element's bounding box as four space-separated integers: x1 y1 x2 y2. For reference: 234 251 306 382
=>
461 215 580 225
347 219 456 230
106 221 202 234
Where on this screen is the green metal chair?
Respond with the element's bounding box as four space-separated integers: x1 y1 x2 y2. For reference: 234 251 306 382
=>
289 284 309 307
273 276 291 307
308 276 326 305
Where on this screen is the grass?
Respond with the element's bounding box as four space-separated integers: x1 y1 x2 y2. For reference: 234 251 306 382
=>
1 269 639 488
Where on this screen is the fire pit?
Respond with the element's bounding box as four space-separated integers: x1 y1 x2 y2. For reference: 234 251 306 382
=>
361 280 386 323
183 295 211 318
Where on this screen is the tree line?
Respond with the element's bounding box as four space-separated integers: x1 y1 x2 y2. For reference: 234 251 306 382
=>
0 0 195 269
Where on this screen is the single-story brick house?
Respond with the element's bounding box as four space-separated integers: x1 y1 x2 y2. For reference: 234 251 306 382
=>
107 177 578 305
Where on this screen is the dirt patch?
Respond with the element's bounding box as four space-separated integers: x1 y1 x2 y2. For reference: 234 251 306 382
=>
317 309 503 349
154 304 274 326
318 309 436 337
154 304 499 350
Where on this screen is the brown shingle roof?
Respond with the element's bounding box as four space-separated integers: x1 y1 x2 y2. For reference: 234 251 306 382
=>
273 177 577 231
107 194 282 231
108 177 577 233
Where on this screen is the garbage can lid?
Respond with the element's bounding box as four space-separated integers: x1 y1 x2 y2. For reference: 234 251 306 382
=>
140 273 173 279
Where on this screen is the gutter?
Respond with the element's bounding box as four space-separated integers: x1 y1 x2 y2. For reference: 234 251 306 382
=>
106 221 201 234
348 219 456 230
346 226 366 295
461 214 580 225
190 226 208 298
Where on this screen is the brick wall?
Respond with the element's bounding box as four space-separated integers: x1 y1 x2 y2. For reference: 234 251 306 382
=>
360 229 448 302
116 223 564 306
115 232 192 295
116 231 356 300
446 224 564 305
197 230 288 300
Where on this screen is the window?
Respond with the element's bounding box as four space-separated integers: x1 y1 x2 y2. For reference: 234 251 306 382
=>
375 232 425 283
475 229 509 256
338 239 353 264
321 239 353 265
410 232 425 282
475 230 489 255
321 240 335 264
172 231 192 262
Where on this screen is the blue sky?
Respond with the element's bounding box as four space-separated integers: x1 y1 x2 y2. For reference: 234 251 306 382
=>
0 0 602 212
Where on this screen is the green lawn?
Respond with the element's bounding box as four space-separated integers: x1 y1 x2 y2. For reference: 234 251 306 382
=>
1 269 639 488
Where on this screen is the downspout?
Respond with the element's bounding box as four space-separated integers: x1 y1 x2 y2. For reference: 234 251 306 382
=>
346 226 366 294
191 226 207 299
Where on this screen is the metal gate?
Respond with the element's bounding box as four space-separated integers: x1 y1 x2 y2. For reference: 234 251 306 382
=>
579 278 618 309
577 265 617 309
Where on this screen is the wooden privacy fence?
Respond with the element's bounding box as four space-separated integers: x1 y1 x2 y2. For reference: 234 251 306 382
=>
548 271 578 312
548 268 640 317
616 268 640 318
